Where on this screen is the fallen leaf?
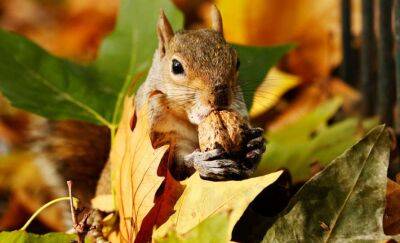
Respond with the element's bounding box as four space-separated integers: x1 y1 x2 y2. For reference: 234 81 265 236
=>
384 179 400 235
155 211 230 243
110 96 169 242
154 171 282 239
263 125 393 242
249 68 300 118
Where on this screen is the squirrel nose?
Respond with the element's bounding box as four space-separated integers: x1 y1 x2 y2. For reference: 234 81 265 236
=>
212 84 230 109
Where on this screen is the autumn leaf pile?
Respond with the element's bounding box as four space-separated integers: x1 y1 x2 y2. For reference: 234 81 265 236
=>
0 0 399 242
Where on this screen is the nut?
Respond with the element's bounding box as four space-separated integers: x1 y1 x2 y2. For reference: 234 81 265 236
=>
198 110 249 152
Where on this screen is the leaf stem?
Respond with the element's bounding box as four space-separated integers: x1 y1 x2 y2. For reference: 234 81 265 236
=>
20 197 78 231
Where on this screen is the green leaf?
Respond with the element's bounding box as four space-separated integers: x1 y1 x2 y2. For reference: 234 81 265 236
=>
263 125 392 242
154 212 230 243
0 0 183 127
234 44 294 108
0 231 76 243
256 98 378 181
0 29 113 126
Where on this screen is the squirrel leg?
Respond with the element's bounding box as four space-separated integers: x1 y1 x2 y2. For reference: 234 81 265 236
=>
145 91 199 180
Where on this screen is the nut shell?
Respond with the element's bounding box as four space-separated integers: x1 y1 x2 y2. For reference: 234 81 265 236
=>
198 110 248 152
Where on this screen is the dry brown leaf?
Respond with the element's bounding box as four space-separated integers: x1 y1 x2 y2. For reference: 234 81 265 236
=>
384 179 400 235
110 96 169 242
154 171 282 239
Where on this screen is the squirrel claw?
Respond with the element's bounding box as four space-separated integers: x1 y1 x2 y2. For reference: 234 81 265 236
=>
241 127 266 171
184 148 225 167
194 158 250 181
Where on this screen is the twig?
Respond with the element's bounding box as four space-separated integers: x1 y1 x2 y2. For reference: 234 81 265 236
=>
67 180 87 243
67 181 78 226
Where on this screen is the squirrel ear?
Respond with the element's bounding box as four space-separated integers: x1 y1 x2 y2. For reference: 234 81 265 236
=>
157 10 174 56
210 4 223 34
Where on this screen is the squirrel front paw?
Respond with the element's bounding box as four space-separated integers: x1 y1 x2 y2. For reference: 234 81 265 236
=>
243 127 266 170
184 127 266 181
184 148 257 181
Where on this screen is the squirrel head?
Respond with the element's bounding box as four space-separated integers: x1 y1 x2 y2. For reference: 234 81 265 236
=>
156 6 242 125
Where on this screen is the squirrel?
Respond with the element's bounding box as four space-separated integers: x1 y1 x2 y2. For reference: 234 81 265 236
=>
133 6 266 181
31 5 266 207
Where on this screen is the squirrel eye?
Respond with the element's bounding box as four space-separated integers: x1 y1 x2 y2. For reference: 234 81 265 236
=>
172 59 185 75
236 59 241 70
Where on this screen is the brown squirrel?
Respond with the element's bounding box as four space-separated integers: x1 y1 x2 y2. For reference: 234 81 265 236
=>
32 6 265 206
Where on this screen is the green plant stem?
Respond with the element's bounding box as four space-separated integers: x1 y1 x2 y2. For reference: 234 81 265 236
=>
20 197 77 231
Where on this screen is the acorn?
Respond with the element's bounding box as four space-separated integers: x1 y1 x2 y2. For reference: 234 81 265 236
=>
198 110 249 153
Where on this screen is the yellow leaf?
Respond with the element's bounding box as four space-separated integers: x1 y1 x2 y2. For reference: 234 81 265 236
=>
91 194 115 213
110 96 169 242
249 68 300 118
154 171 282 238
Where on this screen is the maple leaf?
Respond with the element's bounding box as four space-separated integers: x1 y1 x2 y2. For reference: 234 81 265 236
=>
110 96 169 242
